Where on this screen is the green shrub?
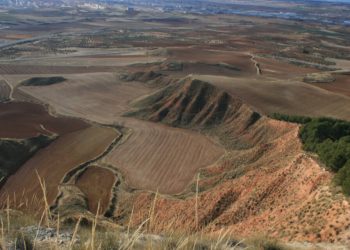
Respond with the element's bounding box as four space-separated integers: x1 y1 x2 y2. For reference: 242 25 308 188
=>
269 113 312 124
335 161 350 195
271 114 350 195
299 118 350 173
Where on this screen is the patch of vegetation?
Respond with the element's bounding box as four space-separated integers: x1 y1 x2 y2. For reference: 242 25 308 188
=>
21 76 66 86
300 118 350 171
0 135 53 181
248 236 289 250
271 114 350 195
269 113 312 124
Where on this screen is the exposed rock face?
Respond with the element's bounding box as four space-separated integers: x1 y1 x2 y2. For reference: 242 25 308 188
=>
117 78 350 244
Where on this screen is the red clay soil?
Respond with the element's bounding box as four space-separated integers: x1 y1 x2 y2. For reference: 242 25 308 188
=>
311 74 350 97
0 102 88 139
75 166 116 214
0 126 118 212
21 73 225 194
113 80 350 244
117 119 350 244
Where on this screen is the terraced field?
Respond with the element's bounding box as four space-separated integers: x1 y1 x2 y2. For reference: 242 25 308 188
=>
18 73 225 194
104 119 223 194
0 126 119 210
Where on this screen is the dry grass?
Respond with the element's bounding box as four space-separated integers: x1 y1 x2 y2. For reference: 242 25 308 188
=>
0 148 288 250
0 182 290 250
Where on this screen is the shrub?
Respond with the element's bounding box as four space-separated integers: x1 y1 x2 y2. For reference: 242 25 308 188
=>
271 114 350 195
269 113 311 124
335 161 350 195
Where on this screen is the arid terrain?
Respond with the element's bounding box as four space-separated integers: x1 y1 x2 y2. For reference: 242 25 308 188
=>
1 3 350 249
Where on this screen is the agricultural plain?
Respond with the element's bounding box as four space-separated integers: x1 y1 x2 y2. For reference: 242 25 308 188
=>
0 6 350 247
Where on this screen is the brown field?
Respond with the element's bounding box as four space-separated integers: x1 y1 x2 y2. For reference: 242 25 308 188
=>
0 102 88 138
1 55 165 68
104 119 224 194
2 34 33 40
0 64 117 75
75 166 116 214
256 57 320 79
167 47 257 75
19 73 225 194
19 73 151 123
0 126 118 209
194 75 350 120
2 7 350 245
310 74 350 97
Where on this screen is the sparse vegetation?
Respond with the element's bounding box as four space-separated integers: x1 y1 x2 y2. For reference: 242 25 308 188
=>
269 113 312 124
300 118 350 172
272 114 350 195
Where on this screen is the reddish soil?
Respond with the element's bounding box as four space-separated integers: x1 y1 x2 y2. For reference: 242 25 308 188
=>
0 126 118 211
110 80 350 244
75 166 116 214
117 118 350 244
2 34 33 40
19 73 225 194
0 102 88 139
310 74 350 97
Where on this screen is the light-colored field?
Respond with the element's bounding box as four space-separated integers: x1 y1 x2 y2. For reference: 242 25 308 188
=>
19 73 225 194
167 47 256 75
104 119 224 194
0 126 118 209
194 75 350 121
19 73 151 123
75 166 116 214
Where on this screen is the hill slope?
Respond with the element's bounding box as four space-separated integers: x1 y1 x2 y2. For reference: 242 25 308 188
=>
118 78 350 244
